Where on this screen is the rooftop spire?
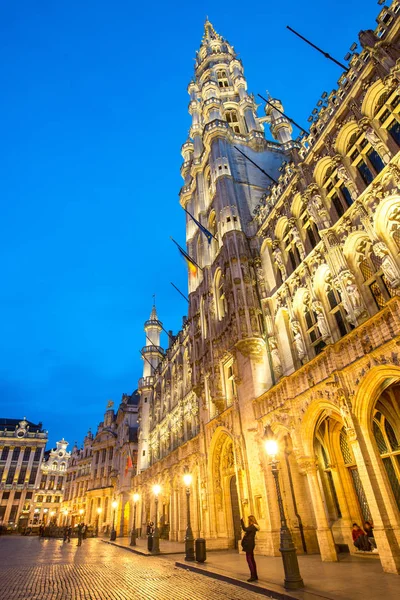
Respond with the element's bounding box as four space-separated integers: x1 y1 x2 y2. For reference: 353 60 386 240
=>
150 294 157 321
202 18 222 44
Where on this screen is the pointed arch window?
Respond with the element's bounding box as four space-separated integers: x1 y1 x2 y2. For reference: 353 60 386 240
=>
325 278 351 338
322 165 353 221
300 204 320 252
214 269 227 320
372 411 400 511
303 299 326 356
225 110 240 133
282 224 300 273
217 69 229 89
356 240 393 310
346 128 385 187
374 90 400 146
339 427 372 522
208 210 219 258
200 296 207 338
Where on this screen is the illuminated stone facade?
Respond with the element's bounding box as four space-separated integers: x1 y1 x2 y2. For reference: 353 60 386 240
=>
0 418 47 530
134 4 400 575
34 439 70 526
62 432 92 526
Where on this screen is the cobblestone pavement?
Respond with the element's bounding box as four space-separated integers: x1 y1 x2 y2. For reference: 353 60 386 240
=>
0 537 270 600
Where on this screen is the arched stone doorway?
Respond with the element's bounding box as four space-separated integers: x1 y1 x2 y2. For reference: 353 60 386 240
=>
210 430 240 549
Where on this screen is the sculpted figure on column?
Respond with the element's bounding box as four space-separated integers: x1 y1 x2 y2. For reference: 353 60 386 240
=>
269 336 283 379
336 163 358 200
291 224 306 259
272 244 287 281
312 299 331 341
373 242 400 288
290 320 307 363
308 194 331 230
340 272 368 322
364 127 391 164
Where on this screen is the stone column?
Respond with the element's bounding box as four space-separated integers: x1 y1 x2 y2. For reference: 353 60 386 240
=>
299 457 338 562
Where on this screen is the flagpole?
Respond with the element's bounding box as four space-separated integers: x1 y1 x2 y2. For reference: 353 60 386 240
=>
286 26 348 71
257 93 308 136
184 208 218 242
170 282 189 303
233 146 278 184
170 236 202 271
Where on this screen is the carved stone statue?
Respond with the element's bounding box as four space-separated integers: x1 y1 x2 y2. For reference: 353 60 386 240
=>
312 300 331 341
336 164 358 199
341 273 367 321
269 336 283 379
373 241 400 288
290 320 306 362
291 225 306 259
308 194 331 229
364 127 391 164
272 245 287 280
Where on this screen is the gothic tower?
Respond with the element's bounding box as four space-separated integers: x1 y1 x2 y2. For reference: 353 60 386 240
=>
180 20 295 409
137 304 163 472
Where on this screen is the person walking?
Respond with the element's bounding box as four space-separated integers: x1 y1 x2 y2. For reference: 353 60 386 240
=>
63 526 68 543
67 525 72 543
240 515 259 582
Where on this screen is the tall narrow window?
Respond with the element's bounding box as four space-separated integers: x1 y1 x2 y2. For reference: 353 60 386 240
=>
214 269 226 320
357 240 393 310
326 281 350 338
224 361 236 405
372 411 400 511
322 166 353 220
339 428 372 522
225 110 240 133
216 69 229 88
304 302 326 356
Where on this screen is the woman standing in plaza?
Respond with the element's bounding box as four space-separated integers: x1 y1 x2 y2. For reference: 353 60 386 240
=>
240 515 260 582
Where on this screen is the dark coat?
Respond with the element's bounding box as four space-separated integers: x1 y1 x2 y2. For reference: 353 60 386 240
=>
240 519 259 552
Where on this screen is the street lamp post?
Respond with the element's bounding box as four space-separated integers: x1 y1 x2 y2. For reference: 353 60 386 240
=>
130 493 140 546
183 473 195 561
265 438 304 590
110 500 118 542
95 507 102 537
151 485 161 554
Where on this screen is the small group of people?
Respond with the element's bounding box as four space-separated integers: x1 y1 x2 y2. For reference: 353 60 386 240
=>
352 521 377 552
62 523 87 545
240 517 378 584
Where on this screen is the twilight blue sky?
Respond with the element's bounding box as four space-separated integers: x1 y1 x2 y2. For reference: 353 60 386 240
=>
1 0 381 448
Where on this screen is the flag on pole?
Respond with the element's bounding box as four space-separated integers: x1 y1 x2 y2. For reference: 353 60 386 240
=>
184 208 216 244
125 455 133 475
170 237 202 277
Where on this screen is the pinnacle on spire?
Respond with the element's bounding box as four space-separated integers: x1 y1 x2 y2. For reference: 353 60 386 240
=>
150 294 157 320
202 18 222 43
